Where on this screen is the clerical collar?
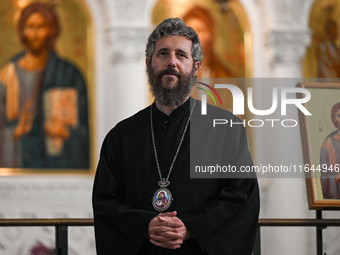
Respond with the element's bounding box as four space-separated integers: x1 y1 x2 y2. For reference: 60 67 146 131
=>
152 97 193 124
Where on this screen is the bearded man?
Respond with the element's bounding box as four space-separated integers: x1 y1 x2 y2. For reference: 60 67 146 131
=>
320 102 340 198
92 18 259 255
0 3 89 168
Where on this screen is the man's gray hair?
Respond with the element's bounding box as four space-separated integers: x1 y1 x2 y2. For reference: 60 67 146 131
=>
145 18 203 65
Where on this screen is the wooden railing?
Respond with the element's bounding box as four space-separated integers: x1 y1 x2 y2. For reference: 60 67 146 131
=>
1 218 340 255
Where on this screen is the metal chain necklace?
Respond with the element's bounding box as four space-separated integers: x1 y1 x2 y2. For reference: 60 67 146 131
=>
150 99 196 212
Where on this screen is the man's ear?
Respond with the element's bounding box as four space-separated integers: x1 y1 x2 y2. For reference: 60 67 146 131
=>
193 61 200 76
146 58 149 66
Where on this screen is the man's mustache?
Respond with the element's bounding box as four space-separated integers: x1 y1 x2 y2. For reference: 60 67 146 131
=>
158 67 182 78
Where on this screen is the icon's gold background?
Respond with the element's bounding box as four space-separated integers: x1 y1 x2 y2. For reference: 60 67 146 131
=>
0 0 95 174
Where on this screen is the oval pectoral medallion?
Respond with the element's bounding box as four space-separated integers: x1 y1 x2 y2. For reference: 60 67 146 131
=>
152 188 172 212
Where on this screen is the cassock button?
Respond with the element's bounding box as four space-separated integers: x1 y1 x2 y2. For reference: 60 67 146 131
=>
163 120 169 124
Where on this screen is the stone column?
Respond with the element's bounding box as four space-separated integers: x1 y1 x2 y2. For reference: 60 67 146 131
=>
266 30 311 77
100 0 153 132
104 26 150 131
257 29 313 255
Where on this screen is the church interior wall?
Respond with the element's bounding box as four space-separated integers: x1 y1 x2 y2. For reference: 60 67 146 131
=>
0 0 339 254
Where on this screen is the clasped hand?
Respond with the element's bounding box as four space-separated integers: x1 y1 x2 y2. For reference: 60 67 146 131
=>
148 211 191 249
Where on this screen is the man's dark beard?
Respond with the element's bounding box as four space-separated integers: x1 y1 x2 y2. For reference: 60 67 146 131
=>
147 64 197 107
25 37 52 56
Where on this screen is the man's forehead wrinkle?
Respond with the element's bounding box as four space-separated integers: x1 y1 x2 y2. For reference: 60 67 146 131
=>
156 47 190 54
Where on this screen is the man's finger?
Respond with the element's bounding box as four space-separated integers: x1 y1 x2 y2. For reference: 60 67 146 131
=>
150 232 183 241
150 237 182 249
149 220 182 228
150 220 183 229
158 211 177 221
149 226 177 234
159 219 183 228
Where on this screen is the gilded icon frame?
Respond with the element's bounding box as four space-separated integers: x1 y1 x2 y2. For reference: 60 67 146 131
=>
297 82 340 209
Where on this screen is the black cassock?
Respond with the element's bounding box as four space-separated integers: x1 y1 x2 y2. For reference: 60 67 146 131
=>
92 98 260 255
